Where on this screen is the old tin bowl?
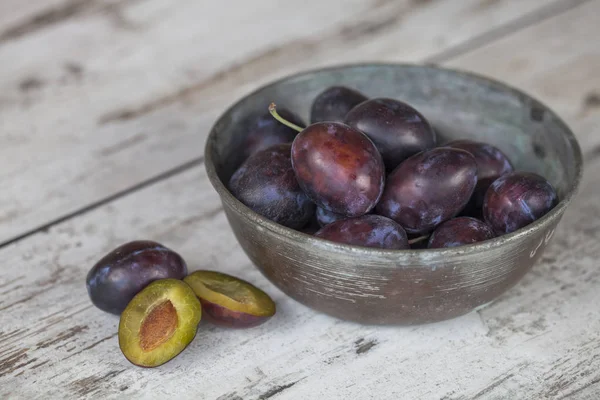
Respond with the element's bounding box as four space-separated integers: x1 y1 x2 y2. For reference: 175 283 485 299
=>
205 64 582 325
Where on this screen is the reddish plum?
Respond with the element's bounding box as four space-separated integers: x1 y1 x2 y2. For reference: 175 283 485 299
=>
270 103 385 217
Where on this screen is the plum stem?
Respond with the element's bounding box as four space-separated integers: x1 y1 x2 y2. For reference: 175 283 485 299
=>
408 235 429 245
269 103 304 132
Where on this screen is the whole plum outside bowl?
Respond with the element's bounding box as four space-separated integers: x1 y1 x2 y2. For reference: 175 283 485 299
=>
204 63 583 325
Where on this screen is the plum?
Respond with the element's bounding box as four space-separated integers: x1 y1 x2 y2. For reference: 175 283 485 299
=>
86 240 187 315
314 215 409 249
483 172 558 235
118 279 201 368
228 143 315 229
446 139 513 216
269 104 385 217
427 217 495 248
310 86 368 123
241 107 304 161
376 148 478 235
291 121 385 216
345 98 437 171
184 271 276 328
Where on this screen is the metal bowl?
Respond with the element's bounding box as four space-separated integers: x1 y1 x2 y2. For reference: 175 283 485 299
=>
205 63 583 325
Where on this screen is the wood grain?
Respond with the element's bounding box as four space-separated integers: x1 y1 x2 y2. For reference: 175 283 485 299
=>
1 1 600 399
0 0 138 44
0 0 74 37
2 166 599 399
0 0 566 244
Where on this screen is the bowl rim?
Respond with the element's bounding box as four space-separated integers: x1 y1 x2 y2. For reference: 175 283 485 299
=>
204 62 584 259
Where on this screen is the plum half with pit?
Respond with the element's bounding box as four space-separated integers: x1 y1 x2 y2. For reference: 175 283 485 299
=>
310 86 368 123
269 103 385 217
483 172 558 235
228 143 315 229
427 217 495 248
118 279 201 368
184 271 276 328
86 240 188 315
315 214 409 249
376 148 478 235
446 139 513 216
345 98 437 171
241 107 305 161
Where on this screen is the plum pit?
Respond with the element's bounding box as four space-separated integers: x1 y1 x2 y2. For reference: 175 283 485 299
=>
139 300 178 352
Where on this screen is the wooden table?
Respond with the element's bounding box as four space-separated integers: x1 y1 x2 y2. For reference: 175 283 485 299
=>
1 0 599 398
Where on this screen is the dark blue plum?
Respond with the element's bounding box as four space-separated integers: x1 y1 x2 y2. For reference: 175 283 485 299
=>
86 241 187 315
483 172 558 235
241 108 305 161
345 98 437 171
446 140 513 216
427 217 495 248
314 215 409 249
229 143 315 229
310 86 368 123
376 148 478 235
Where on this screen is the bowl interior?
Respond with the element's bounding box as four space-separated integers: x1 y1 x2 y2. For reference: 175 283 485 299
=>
208 64 580 205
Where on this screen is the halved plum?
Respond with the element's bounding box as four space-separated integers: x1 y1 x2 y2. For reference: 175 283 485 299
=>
183 271 276 329
118 279 201 368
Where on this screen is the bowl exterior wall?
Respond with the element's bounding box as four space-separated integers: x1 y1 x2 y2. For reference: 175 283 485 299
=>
223 199 563 325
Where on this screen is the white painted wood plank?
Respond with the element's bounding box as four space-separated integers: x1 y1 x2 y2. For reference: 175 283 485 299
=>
0 0 558 243
0 0 130 43
1 1 599 399
2 166 600 399
0 0 70 33
446 0 600 155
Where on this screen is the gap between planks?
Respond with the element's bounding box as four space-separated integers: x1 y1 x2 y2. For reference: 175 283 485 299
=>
0 158 203 249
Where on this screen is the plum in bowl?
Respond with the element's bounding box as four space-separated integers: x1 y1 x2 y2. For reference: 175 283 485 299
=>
204 63 582 325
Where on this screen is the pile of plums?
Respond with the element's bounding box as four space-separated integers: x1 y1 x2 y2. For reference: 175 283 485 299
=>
86 240 276 367
229 86 559 250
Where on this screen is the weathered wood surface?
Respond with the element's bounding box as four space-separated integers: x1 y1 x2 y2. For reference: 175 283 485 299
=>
1 0 600 399
0 0 75 39
0 0 579 244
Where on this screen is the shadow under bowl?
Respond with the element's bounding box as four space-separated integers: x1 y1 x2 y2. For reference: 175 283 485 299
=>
205 63 583 325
